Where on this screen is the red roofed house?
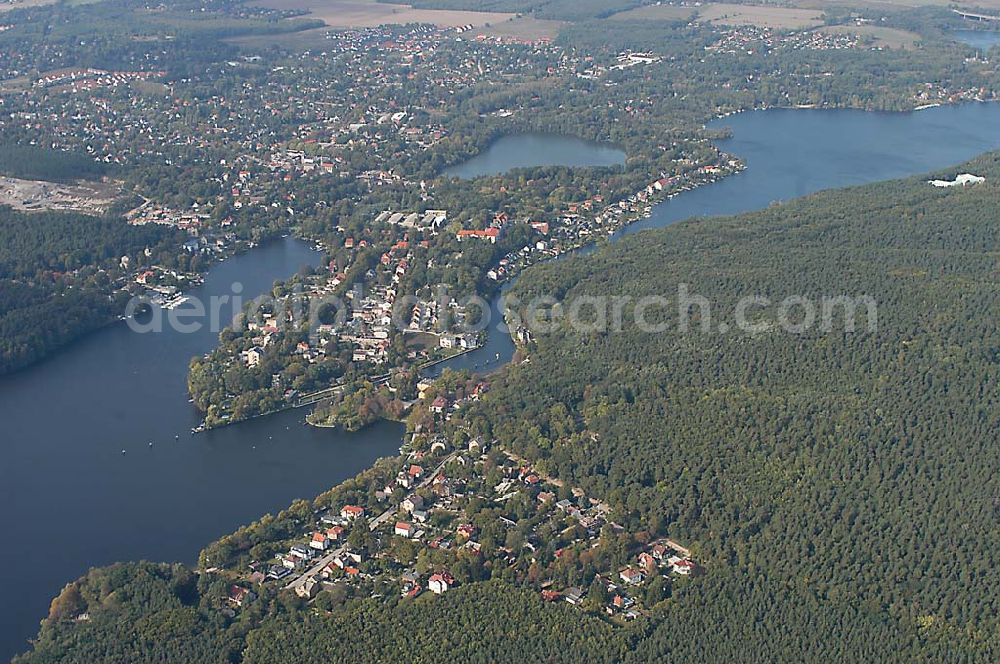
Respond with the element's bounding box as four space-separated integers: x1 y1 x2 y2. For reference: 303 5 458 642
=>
228 585 255 608
394 521 415 538
672 559 696 576
310 532 330 551
619 567 645 585
428 571 455 594
456 228 501 243
341 505 365 520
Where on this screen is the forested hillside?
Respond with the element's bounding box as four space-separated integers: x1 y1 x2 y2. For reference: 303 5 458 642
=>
466 152 1000 650
0 207 178 373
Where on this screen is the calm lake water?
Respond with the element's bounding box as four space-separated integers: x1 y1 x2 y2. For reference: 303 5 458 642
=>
0 237 403 659
952 29 1000 51
6 103 1000 659
442 133 626 178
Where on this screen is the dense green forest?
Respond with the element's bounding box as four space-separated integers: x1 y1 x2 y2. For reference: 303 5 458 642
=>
14 563 244 664
0 208 173 279
17 154 1000 662
0 207 178 373
464 153 1000 652
0 142 108 183
18 561 988 663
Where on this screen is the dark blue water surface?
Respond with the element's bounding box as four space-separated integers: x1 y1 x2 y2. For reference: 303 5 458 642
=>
442 132 626 178
0 237 403 659
6 103 1000 660
952 28 1000 51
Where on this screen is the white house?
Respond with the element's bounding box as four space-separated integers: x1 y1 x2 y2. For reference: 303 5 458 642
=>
428 572 454 594
310 532 330 551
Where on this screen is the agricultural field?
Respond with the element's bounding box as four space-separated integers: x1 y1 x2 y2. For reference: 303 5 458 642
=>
697 3 825 29
0 0 56 12
608 4 698 22
470 16 565 41
788 0 1000 13
609 3 824 29
251 0 514 29
224 26 333 48
818 24 921 49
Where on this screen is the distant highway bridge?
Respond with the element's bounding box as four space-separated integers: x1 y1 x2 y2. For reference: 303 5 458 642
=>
953 8 1000 22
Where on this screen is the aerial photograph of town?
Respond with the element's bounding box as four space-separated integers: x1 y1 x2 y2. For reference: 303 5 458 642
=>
0 0 999 661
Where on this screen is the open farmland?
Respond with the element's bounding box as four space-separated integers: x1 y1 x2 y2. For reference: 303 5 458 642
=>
251 0 514 29
818 24 920 49
471 16 565 41
698 3 825 29
788 0 1000 12
609 4 697 22
0 0 57 12
609 2 824 30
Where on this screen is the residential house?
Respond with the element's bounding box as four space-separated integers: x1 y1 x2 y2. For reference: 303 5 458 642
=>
619 567 645 585
402 495 425 513
428 571 455 594
290 545 313 560
672 559 696 576
227 585 255 608
456 228 501 243
310 532 331 551
638 552 657 573
341 505 365 520
295 576 320 599
242 347 264 368
564 587 585 605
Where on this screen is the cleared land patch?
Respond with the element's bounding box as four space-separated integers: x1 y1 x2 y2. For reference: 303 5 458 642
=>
251 0 514 29
818 24 920 49
0 177 120 215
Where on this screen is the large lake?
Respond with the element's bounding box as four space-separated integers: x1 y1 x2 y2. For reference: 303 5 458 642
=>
5 103 1000 659
0 238 404 659
442 132 626 178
